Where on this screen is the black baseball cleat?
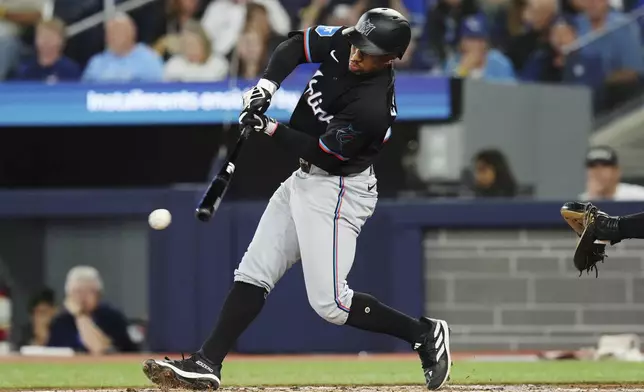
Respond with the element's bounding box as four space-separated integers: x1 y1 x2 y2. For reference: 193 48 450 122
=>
142 352 221 390
413 317 452 390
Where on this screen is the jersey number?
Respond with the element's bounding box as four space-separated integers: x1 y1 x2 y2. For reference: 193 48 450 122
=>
390 94 397 116
315 26 341 37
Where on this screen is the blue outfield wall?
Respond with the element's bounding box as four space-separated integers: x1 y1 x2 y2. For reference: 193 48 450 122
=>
0 189 642 353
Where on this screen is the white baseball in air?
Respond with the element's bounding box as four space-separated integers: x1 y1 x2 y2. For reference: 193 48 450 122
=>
148 209 172 230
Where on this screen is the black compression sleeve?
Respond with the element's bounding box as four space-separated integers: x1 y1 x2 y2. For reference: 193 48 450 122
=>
270 123 339 169
262 35 307 87
619 212 644 239
271 123 317 157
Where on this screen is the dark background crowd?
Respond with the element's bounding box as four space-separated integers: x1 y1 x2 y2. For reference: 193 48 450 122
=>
1 0 644 111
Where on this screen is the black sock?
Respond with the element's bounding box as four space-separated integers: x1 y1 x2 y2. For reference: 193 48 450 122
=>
199 281 267 364
619 212 644 239
345 292 426 344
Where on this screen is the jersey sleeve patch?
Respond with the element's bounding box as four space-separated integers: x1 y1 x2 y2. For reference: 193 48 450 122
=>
314 25 341 37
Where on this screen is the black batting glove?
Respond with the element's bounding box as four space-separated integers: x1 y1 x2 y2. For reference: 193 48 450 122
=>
239 109 278 136
241 79 278 115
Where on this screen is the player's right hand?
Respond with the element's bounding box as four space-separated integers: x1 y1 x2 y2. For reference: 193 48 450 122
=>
239 109 278 136
241 79 278 115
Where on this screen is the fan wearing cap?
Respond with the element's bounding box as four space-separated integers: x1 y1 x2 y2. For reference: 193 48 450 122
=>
580 146 644 201
444 13 515 81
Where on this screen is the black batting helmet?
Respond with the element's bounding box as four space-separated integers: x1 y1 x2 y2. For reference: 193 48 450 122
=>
342 8 411 59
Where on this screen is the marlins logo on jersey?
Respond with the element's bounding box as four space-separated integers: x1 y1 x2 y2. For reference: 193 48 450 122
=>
336 124 357 144
305 70 333 123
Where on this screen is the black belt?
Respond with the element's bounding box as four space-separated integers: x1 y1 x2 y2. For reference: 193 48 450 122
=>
299 159 373 176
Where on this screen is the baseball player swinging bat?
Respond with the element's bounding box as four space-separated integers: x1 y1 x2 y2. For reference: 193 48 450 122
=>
144 8 452 392
195 125 252 222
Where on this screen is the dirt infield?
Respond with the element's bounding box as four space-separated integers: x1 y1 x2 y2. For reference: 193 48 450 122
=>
13 387 644 392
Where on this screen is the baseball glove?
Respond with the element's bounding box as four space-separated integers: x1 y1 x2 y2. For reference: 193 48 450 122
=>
560 201 616 277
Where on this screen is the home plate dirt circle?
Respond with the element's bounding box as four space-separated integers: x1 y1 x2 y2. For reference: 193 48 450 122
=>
16 386 644 392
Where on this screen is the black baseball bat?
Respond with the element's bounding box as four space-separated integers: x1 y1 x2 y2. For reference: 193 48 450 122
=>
195 125 253 222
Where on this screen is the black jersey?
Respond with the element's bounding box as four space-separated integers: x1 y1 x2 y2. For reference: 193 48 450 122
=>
286 25 398 176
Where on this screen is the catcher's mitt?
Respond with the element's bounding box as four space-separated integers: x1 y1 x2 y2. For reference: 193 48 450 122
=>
560 201 614 277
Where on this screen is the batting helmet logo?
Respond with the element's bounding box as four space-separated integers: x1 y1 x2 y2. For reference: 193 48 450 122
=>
356 19 376 36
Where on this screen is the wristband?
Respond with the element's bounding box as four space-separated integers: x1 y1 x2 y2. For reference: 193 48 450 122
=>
265 120 278 136
257 78 278 95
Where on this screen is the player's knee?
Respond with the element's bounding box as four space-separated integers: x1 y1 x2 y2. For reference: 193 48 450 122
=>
308 298 349 325
233 268 273 293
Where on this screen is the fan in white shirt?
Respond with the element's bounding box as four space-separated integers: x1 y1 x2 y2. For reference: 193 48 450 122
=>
200 0 290 57
579 146 644 201
164 19 229 82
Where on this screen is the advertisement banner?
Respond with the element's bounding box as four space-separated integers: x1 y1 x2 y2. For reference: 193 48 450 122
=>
0 71 452 126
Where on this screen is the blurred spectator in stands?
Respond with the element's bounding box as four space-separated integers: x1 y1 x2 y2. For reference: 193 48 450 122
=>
152 0 205 61
445 14 516 81
15 288 56 348
471 148 518 197
489 0 527 50
575 0 644 112
324 3 357 26
580 146 644 200
53 0 108 67
520 18 599 82
236 28 269 79
521 18 604 109
82 13 164 82
561 0 586 17
14 18 81 83
299 0 339 28
164 19 229 81
201 0 290 58
623 0 641 11
520 16 572 82
395 33 423 69
244 2 286 56
299 0 408 29
0 0 45 80
425 0 483 67
505 0 558 74
48 266 138 354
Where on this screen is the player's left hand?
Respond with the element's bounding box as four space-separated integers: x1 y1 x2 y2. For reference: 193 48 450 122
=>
241 79 278 115
239 109 278 136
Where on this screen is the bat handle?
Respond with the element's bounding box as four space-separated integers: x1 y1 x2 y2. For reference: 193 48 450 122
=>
195 125 252 222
